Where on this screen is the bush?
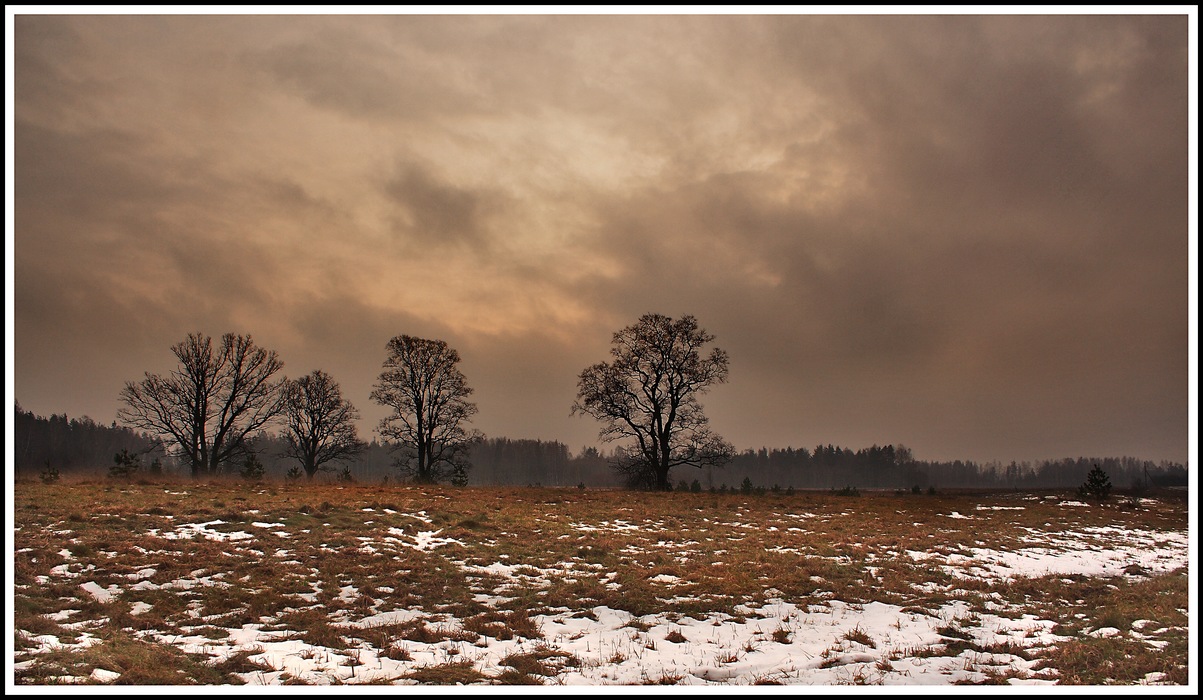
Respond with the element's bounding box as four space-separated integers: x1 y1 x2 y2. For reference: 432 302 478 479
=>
1079 464 1112 501
110 449 142 479
240 454 265 482
740 477 754 495
40 461 60 484
286 465 303 481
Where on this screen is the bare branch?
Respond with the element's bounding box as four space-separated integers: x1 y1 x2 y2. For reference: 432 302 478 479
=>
117 333 285 477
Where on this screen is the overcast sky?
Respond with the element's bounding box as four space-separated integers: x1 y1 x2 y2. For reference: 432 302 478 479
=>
7 11 1196 465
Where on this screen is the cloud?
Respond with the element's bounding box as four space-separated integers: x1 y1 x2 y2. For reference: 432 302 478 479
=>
10 13 1191 463
382 160 511 251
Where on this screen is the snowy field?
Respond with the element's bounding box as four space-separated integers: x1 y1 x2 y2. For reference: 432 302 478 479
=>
10 483 1193 687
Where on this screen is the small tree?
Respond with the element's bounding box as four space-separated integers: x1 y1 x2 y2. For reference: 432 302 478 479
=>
110 449 142 479
370 335 482 484
240 454 265 482
1079 464 1112 501
40 460 60 484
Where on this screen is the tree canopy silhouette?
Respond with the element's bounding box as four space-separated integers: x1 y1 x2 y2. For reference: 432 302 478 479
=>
282 370 365 481
117 333 285 477
573 313 734 490
370 335 481 484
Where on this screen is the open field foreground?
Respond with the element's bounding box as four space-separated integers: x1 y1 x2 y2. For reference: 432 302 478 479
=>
9 481 1192 688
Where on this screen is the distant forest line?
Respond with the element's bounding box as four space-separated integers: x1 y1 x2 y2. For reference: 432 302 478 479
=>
12 405 1189 491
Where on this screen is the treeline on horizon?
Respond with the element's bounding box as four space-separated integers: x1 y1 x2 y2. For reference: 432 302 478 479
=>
12 404 1189 491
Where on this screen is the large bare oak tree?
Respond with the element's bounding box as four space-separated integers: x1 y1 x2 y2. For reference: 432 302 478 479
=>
118 333 285 477
370 335 481 484
573 313 734 490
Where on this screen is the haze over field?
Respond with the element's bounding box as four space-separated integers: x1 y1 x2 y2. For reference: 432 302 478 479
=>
8 11 1195 465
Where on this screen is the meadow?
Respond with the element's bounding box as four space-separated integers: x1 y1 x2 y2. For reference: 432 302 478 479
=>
10 479 1191 687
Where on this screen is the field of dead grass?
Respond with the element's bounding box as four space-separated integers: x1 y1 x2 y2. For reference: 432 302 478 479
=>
9 478 1192 686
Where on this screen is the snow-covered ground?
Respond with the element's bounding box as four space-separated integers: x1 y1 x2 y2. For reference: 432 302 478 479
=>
13 494 1191 687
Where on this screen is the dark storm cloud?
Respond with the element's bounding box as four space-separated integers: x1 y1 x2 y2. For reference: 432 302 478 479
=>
554 15 1188 459
382 161 511 250
17 117 293 323
9 12 1192 464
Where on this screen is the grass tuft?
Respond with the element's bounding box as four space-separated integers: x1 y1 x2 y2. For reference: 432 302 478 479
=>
403 660 487 685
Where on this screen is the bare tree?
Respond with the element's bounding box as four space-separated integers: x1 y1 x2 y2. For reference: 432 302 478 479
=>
282 370 365 481
118 333 285 478
370 335 481 484
572 313 734 490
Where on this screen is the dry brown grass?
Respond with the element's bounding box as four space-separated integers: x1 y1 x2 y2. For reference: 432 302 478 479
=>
14 630 239 685
402 660 488 685
12 480 1190 686
463 609 543 641
500 645 580 677
273 609 349 650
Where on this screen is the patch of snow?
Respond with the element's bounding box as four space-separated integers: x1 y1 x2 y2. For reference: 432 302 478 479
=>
155 520 256 542
79 581 118 603
90 668 121 683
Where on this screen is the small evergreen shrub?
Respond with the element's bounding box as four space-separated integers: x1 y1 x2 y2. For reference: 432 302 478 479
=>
240 454 265 482
1079 464 1112 501
110 449 142 479
40 461 60 484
